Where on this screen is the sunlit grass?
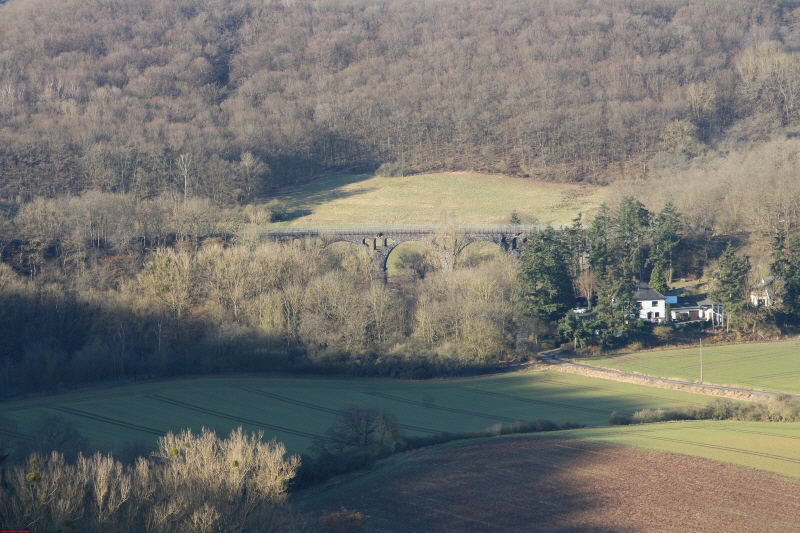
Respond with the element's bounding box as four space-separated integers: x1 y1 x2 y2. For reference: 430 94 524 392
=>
556 421 800 479
272 172 609 226
0 371 709 455
582 339 800 394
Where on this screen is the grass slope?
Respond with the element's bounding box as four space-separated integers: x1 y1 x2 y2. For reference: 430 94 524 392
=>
0 370 708 455
581 339 800 395
274 172 609 226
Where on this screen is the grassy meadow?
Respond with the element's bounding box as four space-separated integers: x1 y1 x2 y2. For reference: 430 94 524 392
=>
0 370 709 456
273 172 609 226
580 339 800 395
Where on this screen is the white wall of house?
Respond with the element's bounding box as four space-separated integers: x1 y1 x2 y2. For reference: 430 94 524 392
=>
637 298 666 322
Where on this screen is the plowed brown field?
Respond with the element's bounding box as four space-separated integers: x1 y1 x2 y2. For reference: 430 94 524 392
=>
303 437 800 532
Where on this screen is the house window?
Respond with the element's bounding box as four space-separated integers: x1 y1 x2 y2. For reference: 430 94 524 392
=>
654 312 660 319
652 301 658 307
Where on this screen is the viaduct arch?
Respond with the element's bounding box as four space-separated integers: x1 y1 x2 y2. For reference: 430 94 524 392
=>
253 225 545 279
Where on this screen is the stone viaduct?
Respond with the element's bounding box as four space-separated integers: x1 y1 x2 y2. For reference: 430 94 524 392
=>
249 224 545 278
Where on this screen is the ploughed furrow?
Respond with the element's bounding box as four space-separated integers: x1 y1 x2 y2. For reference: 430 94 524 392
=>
643 434 800 465
361 391 524 423
459 387 620 415
147 395 322 439
242 388 441 435
49 406 164 436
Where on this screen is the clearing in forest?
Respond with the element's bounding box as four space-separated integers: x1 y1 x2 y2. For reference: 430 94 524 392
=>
272 172 609 226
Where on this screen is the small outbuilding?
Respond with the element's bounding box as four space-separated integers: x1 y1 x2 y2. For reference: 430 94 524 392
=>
750 276 783 308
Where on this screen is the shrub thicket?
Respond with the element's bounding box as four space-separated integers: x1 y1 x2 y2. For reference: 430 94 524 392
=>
0 428 301 533
611 395 800 426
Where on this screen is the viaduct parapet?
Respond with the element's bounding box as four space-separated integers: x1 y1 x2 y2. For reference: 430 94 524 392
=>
243 224 546 278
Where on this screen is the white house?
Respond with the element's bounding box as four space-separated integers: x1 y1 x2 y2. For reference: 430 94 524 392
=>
632 281 667 323
750 276 783 308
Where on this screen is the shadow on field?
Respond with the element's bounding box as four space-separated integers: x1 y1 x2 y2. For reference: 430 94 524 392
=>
280 174 378 214
299 434 800 532
299 437 635 533
280 208 313 221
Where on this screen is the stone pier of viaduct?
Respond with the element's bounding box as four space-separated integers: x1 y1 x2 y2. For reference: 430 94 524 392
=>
247 224 545 278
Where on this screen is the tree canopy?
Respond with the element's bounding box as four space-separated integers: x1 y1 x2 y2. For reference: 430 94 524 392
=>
517 227 575 323
0 0 791 200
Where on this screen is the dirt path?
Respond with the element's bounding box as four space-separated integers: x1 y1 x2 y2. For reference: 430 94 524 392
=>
541 356 779 402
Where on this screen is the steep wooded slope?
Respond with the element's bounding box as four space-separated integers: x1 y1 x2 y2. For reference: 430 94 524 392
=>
0 0 792 201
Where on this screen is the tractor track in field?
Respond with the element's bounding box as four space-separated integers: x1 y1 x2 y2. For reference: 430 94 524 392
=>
48 406 165 435
639 434 800 465
458 387 619 415
745 369 800 381
147 395 322 439
537 441 800 509
362 391 526 423
533 377 709 405
0 427 24 440
241 388 442 435
699 425 800 441
0 390 146 412
555 425 800 467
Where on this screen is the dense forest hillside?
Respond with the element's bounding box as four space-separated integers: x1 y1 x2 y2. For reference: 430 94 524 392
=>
0 0 796 201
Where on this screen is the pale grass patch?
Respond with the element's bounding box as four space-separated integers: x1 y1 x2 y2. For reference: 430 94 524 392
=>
274 172 610 226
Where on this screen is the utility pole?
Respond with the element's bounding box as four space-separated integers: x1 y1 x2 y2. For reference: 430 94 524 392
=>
700 335 703 383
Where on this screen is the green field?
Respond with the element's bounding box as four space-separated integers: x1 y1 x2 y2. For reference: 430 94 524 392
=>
581 339 800 395
0 371 710 456
561 421 800 479
299 422 800 533
273 172 609 226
